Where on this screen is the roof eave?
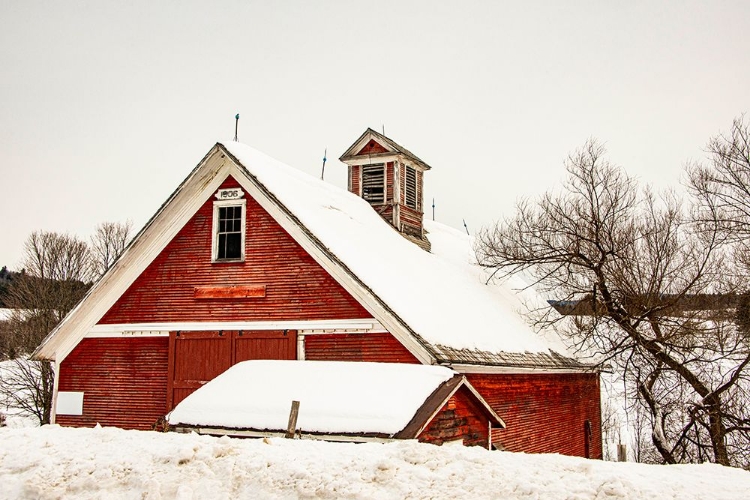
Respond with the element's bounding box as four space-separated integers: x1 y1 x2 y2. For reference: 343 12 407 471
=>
32 144 230 362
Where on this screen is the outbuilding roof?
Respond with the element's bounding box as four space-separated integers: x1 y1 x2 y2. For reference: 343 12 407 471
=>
167 360 504 439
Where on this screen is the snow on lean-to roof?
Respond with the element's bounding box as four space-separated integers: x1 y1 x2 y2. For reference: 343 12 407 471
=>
221 141 570 358
167 360 456 435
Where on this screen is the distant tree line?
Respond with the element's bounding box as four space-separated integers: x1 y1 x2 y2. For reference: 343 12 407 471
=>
0 221 132 425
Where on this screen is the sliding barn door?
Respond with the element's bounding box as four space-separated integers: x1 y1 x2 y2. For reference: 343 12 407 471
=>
167 330 296 410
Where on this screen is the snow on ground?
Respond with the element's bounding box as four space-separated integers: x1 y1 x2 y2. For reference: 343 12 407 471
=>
169 361 455 435
0 359 39 429
1 425 748 500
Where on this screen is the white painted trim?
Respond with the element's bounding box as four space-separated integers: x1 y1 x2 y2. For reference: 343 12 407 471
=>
341 153 399 167
297 333 305 360
447 363 597 375
211 197 247 263
50 359 60 424
340 132 393 160
85 330 170 338
87 319 384 336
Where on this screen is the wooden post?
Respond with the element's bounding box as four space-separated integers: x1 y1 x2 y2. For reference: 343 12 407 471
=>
617 444 627 462
286 400 300 439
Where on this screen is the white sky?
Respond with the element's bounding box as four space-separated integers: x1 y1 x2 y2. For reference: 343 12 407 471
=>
1 1 748 269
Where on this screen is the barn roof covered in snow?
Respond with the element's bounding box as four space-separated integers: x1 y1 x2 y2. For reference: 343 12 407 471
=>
34 138 591 371
167 360 504 439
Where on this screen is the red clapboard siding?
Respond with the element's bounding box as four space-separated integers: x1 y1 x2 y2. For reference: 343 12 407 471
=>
418 389 491 447
386 161 394 204
356 139 388 155
304 333 420 363
166 330 297 409
57 337 169 430
350 165 361 196
100 176 370 324
467 372 602 458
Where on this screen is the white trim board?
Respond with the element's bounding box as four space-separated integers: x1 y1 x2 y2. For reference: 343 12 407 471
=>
86 319 387 337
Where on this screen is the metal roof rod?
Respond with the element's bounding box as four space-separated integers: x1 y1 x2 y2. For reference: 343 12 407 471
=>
234 113 240 142
320 148 327 180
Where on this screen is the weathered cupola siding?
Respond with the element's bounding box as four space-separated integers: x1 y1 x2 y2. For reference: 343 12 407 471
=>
340 128 431 251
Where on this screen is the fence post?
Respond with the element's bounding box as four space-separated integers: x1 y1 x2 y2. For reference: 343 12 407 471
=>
285 400 300 439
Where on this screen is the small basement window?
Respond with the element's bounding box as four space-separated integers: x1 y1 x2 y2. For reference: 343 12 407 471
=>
362 164 385 204
405 165 417 209
212 188 247 262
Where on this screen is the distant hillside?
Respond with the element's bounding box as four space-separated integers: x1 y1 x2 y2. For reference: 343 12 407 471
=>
0 267 15 308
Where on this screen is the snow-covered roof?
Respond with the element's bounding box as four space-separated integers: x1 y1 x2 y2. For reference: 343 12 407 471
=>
34 137 589 370
221 141 584 369
168 360 500 437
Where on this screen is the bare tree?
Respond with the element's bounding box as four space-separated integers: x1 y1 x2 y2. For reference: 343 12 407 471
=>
0 231 93 424
476 139 750 467
90 220 133 278
689 116 750 240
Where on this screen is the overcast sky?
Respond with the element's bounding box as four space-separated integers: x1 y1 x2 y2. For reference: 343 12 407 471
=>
1 1 748 269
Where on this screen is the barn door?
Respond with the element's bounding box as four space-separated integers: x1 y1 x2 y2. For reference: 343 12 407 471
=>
168 331 232 409
167 330 297 410
235 329 296 362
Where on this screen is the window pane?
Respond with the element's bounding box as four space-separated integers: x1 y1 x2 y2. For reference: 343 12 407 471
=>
218 233 228 259
216 203 244 260
225 233 241 259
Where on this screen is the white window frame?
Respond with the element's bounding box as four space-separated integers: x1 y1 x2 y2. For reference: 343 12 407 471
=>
212 198 247 263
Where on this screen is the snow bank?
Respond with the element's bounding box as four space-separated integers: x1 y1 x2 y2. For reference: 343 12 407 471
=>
1 425 748 499
168 360 455 435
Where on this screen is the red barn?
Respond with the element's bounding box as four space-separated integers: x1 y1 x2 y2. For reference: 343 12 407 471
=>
34 129 602 457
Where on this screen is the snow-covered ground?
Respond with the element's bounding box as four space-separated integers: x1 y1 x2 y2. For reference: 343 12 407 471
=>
0 359 39 428
1 425 748 499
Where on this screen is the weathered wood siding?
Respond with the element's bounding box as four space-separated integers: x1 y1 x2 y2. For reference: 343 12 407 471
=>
304 333 420 363
385 161 394 204
100 176 370 324
467 372 602 458
57 337 169 430
418 388 492 447
356 139 388 155
349 165 361 196
167 329 296 409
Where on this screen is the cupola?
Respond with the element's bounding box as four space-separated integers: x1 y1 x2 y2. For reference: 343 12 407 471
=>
340 128 431 251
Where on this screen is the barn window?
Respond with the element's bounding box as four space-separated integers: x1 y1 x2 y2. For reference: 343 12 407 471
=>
405 165 417 209
212 188 247 262
361 164 385 204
